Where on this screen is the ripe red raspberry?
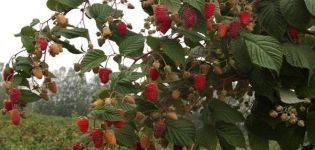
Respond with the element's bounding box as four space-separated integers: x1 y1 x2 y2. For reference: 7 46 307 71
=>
3 99 13 112
145 83 158 102
99 68 112 84
89 129 104 148
158 16 172 34
194 74 206 91
153 119 166 139
239 11 251 26
229 20 241 39
204 2 216 20
2 68 14 81
288 26 299 42
10 109 20 125
182 7 197 29
206 20 212 31
10 88 21 104
76 116 89 133
36 37 48 51
173 145 184 150
149 67 159 81
72 142 84 150
113 120 125 128
217 23 229 38
117 22 128 37
154 4 168 24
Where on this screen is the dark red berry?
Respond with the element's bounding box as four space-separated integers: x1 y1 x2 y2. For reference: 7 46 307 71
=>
36 37 48 51
239 11 251 26
117 22 128 37
3 99 13 112
9 88 21 104
2 68 14 81
72 142 84 150
204 2 216 20
149 67 159 81
194 74 206 91
99 68 112 84
182 7 197 29
113 120 125 128
145 83 158 102
76 116 89 133
288 26 299 42
229 20 241 39
89 129 104 148
153 119 166 138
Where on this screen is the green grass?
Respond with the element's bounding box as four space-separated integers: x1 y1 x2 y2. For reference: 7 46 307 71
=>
0 113 284 150
0 113 80 150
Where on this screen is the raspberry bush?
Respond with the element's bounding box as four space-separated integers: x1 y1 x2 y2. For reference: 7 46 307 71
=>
1 0 315 149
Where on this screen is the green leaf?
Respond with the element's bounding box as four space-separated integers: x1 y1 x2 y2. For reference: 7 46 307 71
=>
88 105 123 121
20 89 41 103
196 124 218 150
192 9 207 34
280 0 310 29
183 0 204 12
87 4 122 29
258 0 287 40
215 122 246 148
52 26 90 40
306 111 315 144
11 74 24 87
249 68 280 103
21 36 35 53
114 123 137 147
280 89 309 104
119 34 145 57
57 40 83 54
13 57 33 78
296 74 315 98
245 114 276 140
242 32 283 74
161 39 185 65
160 0 181 12
30 18 40 27
46 0 85 12
231 37 254 74
164 118 196 145
80 50 107 73
208 99 244 123
305 0 315 16
119 72 146 83
248 131 270 150
115 82 140 95
275 123 305 150
283 44 315 70
20 26 36 53
147 36 161 50
174 28 207 43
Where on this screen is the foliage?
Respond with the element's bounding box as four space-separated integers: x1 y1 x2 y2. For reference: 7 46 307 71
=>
1 0 315 149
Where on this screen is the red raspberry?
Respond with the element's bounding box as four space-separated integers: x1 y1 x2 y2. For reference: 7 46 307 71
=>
117 109 125 116
2 68 14 81
117 22 128 37
154 4 168 24
89 129 104 148
145 83 158 102
194 74 206 91
76 116 89 133
10 109 20 125
99 68 112 84
113 120 125 128
204 2 216 20
136 142 144 150
3 99 13 112
182 7 197 29
288 26 299 42
239 11 251 26
173 145 184 150
206 20 212 31
158 16 172 34
72 142 84 150
10 88 21 104
229 20 241 39
149 67 159 81
36 37 48 51
217 23 229 38
153 119 166 139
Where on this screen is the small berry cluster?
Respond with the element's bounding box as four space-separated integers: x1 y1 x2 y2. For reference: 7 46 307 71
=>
269 104 307 127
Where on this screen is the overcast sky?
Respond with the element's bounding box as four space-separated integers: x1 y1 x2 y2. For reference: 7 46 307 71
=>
0 0 147 72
